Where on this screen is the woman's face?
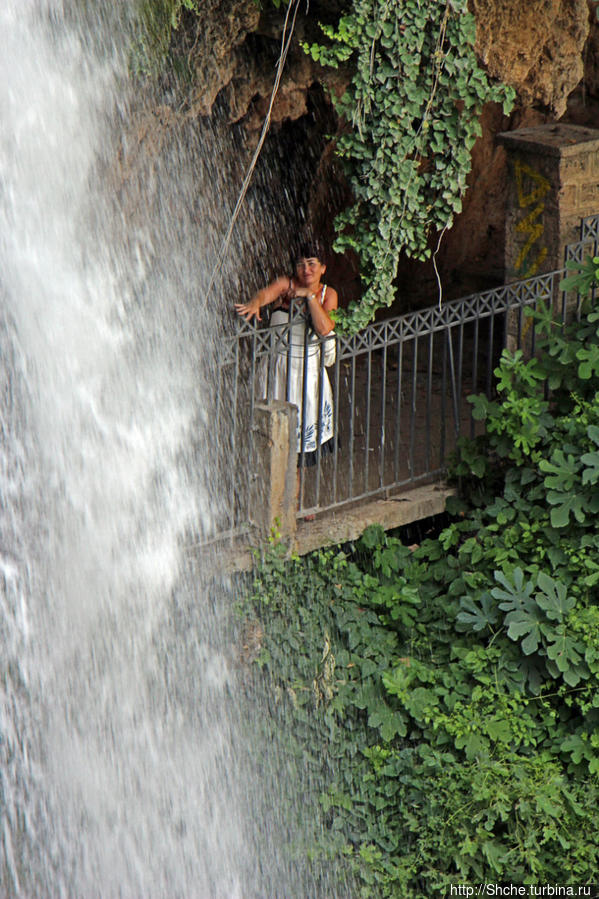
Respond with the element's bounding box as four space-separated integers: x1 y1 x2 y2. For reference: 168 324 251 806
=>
295 256 325 287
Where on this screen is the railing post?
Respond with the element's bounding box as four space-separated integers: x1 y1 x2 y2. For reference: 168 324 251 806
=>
250 400 297 543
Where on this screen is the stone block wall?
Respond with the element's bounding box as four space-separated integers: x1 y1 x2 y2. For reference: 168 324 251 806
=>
498 123 599 280
497 124 599 350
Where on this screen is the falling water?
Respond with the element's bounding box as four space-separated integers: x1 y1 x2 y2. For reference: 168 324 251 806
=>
0 1 270 895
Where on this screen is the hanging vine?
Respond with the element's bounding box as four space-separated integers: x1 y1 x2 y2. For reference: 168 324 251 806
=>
131 0 515 332
303 0 515 332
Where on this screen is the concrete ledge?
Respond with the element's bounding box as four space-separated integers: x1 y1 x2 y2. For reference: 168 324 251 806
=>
200 482 456 573
294 483 455 557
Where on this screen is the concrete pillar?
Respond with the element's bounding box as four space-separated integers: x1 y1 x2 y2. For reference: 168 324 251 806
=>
250 400 297 542
497 124 599 349
498 124 599 279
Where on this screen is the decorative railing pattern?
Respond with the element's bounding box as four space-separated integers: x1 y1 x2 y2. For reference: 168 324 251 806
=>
206 215 599 545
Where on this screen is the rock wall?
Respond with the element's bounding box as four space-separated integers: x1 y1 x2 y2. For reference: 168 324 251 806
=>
439 0 599 303
470 0 590 118
183 0 260 117
178 0 599 310
183 0 348 128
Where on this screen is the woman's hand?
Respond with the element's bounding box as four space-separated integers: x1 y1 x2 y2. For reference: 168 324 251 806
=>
291 286 312 299
234 276 291 323
307 286 338 336
234 296 262 322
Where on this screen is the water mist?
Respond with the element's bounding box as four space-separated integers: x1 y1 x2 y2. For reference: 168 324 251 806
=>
0 2 261 895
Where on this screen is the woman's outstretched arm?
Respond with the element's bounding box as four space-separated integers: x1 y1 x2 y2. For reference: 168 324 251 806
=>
234 276 290 323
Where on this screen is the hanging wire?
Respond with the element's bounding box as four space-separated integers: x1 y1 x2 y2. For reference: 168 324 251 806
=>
202 0 303 305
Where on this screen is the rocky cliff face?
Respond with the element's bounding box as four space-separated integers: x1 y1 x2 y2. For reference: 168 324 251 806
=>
441 0 599 301
190 0 596 124
181 0 347 128
185 0 261 118
471 0 590 117
177 0 599 309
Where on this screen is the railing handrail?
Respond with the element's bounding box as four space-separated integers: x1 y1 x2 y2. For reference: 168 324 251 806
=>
225 210 599 360
208 213 599 543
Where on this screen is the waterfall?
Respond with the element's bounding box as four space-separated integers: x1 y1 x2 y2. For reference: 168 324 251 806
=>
0 2 260 895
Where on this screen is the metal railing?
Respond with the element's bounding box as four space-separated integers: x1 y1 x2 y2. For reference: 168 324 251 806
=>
206 215 599 544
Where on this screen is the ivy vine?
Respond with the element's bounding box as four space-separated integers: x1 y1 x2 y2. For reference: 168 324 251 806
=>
132 0 515 333
303 0 515 332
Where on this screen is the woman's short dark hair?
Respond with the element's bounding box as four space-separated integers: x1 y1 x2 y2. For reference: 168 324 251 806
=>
292 238 325 266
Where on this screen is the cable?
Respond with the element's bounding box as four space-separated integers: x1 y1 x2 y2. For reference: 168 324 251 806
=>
202 0 303 305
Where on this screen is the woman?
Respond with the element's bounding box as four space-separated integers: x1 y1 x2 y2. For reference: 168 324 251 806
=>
235 242 338 464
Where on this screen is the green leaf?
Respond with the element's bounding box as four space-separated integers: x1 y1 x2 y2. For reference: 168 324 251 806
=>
546 628 582 673
456 594 499 632
405 687 439 719
455 730 487 758
360 524 386 550
560 733 589 764
485 716 512 743
535 573 574 621
493 569 545 653
546 491 587 527
492 567 534 609
482 840 508 872
539 451 580 490
517 618 543 654
381 667 409 700
581 450 599 485
469 394 492 421
367 702 407 741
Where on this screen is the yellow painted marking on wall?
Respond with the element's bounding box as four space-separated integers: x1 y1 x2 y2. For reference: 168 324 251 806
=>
515 203 545 271
521 312 536 341
523 247 548 278
512 160 550 276
515 160 550 207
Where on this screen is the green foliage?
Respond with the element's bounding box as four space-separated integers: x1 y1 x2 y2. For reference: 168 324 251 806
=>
560 254 599 298
242 298 599 895
303 0 515 332
132 0 200 77
469 348 551 463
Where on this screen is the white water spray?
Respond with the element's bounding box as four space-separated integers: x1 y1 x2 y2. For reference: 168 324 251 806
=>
0 3 258 896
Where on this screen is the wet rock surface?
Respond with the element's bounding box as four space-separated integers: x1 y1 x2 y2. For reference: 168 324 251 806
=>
185 0 348 127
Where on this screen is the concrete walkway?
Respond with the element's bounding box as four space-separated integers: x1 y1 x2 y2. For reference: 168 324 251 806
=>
200 481 455 573
294 481 454 556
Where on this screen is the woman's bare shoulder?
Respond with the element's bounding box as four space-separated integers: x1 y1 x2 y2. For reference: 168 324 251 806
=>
323 285 338 310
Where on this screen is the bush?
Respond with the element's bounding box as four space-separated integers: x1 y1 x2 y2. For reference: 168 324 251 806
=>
242 299 599 896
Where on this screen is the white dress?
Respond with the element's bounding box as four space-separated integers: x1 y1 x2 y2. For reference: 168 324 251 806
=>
267 285 334 456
